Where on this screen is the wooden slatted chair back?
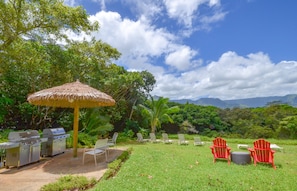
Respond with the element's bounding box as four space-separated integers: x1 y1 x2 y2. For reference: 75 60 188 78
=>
248 139 276 169
210 137 231 164
253 139 271 162
213 137 228 158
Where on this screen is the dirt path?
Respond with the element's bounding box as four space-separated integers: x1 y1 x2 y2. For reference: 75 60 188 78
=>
0 148 123 191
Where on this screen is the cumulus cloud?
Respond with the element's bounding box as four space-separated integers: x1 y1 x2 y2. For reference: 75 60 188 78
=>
88 10 201 73
152 52 297 100
124 0 163 19
63 1 297 100
90 11 172 56
163 0 223 28
165 46 199 71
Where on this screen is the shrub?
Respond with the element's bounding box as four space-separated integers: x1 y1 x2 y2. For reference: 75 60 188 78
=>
101 147 132 180
0 129 13 142
40 175 96 191
244 125 275 138
125 119 140 134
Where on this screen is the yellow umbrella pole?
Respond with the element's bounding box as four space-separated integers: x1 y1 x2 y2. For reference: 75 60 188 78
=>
73 105 79 157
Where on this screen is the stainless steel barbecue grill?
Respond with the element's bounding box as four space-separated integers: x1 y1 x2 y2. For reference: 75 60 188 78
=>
41 128 69 157
0 130 44 168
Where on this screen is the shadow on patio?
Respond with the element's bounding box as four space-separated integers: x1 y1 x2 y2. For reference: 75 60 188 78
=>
0 148 124 191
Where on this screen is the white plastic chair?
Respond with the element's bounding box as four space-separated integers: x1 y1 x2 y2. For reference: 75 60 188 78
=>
162 133 173 144
82 138 108 166
149 133 161 143
136 133 150 143
178 134 189 145
107 132 118 147
193 137 205 146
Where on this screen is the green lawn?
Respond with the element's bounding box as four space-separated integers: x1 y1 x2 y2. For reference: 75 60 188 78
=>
92 138 297 191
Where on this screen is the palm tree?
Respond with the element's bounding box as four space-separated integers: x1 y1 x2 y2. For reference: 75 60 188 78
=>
139 97 179 133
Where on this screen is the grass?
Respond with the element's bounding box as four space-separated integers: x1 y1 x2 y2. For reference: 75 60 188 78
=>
91 138 297 191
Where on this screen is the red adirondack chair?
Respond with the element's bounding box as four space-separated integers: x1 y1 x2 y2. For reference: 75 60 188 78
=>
210 137 231 164
248 139 276 169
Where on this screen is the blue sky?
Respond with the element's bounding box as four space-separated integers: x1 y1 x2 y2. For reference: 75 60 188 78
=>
64 0 297 100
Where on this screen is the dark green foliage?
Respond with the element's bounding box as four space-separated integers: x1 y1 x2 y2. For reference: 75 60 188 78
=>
124 119 141 134
80 108 114 137
0 129 13 142
78 133 97 148
56 111 74 132
0 94 13 124
66 131 98 148
165 103 297 139
244 125 275 138
124 119 141 138
138 97 180 133
123 128 135 138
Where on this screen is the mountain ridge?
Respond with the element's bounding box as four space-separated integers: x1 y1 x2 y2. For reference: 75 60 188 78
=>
170 94 297 108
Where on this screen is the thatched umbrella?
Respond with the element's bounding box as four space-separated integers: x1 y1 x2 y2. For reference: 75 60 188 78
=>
27 80 115 157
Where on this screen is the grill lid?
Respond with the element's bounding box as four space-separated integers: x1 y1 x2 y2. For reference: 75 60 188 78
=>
8 130 40 142
43 128 66 138
0 142 20 149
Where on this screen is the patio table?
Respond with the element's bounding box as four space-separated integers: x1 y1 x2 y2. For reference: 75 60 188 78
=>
231 151 251 165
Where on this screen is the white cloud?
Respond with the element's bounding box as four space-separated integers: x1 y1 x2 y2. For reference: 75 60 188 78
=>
165 46 199 71
163 0 222 27
152 51 297 100
63 1 297 101
88 10 202 73
97 0 106 10
200 11 226 26
124 0 163 19
90 11 173 56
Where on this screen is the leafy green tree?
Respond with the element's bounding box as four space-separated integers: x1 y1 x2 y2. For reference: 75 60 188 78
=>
0 0 99 129
179 120 198 133
168 103 225 134
244 125 275 139
139 97 179 133
0 0 158 131
80 108 114 136
102 68 155 132
0 94 13 124
0 0 158 137
0 0 97 50
279 116 297 139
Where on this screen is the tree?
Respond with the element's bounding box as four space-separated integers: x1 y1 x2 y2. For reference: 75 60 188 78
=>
0 0 159 136
0 0 97 50
279 116 297 139
139 97 179 133
180 120 198 133
0 1 123 130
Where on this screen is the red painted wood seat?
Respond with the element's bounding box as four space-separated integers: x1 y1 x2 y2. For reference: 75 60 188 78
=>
210 137 231 165
248 139 276 169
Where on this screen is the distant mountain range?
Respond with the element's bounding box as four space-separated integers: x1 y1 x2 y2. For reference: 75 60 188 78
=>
170 94 297 108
